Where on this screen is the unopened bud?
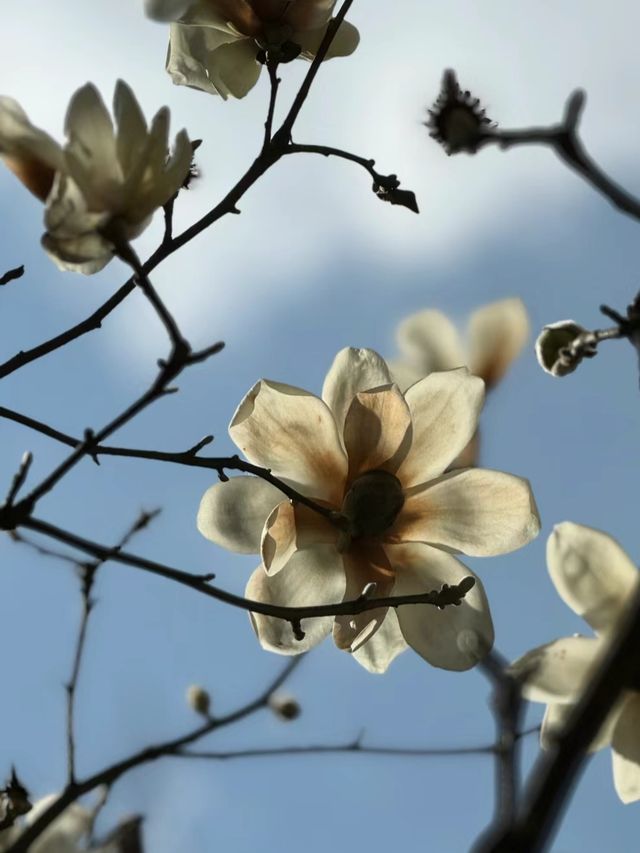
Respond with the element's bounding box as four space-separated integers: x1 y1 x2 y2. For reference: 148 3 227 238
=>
535 321 589 377
186 685 211 717
268 692 301 721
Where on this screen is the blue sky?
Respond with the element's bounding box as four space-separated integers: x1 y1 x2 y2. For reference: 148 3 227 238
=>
1 2 640 851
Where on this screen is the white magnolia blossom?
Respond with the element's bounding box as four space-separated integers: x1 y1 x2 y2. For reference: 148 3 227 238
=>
198 347 540 673
510 523 640 804
0 81 191 274
0 795 91 852
146 0 360 99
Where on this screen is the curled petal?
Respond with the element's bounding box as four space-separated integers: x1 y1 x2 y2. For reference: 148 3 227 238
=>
396 309 465 374
467 298 529 388
197 476 283 554
230 379 347 503
246 545 346 654
393 468 540 557
322 347 391 437
612 693 640 803
395 369 485 487
343 385 411 478
547 522 639 635
388 542 493 671
509 636 602 704
261 500 337 575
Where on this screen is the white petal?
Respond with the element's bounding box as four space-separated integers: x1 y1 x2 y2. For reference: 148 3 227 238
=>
386 359 424 393
393 468 540 557
0 96 62 198
396 309 466 373
145 0 193 21
509 636 602 703
261 500 337 575
467 298 530 388
246 545 346 654
343 385 411 478
612 693 640 803
322 348 391 437
297 19 360 60
26 795 91 853
352 609 408 673
541 701 618 752
114 80 148 179
333 546 394 653
388 542 493 671
197 476 283 554
547 522 639 634
64 84 118 196
395 369 485 487
229 379 347 503
167 24 261 99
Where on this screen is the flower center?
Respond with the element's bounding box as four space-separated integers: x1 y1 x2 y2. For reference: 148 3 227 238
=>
337 470 404 552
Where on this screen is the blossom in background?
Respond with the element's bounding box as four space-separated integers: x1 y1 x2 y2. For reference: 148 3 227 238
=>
198 348 539 673
510 522 640 803
0 795 91 852
389 299 529 467
0 81 191 274
145 0 360 99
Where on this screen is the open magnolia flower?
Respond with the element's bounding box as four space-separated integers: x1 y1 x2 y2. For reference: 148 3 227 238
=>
389 299 529 467
510 523 640 803
198 348 539 673
146 0 360 99
0 81 191 273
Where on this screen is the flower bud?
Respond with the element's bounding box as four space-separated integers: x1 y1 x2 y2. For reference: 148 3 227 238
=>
535 321 588 377
186 685 211 717
268 692 301 722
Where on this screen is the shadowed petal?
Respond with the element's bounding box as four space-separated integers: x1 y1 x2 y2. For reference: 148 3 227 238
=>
393 468 540 556
509 636 601 704
246 545 346 654
230 379 347 503
467 298 529 389
197 476 283 554
322 347 391 437
396 369 485 487
333 544 394 653
261 500 337 575
343 385 411 478
396 309 465 374
612 693 640 803
388 542 493 671
297 19 360 59
352 609 408 674
541 701 618 752
548 522 639 635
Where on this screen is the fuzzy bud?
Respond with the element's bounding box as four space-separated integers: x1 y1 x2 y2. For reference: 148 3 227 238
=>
535 321 589 377
268 692 301 721
186 685 211 717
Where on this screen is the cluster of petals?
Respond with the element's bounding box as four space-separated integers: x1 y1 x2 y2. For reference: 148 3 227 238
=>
389 299 529 466
146 0 360 99
510 522 640 803
0 81 191 273
198 348 540 673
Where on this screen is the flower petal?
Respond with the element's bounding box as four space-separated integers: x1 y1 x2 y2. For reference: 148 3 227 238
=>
145 0 193 21
386 359 424 393
197 476 283 554
547 522 639 635
230 379 347 503
261 500 337 575
395 369 485 487
297 19 360 60
612 693 640 803
113 80 148 180
246 545 346 654
343 385 412 478
509 636 602 704
352 609 408 674
541 701 618 752
322 348 392 437
396 309 466 374
26 795 92 851
467 298 529 389
393 468 540 556
387 542 493 671
167 25 261 99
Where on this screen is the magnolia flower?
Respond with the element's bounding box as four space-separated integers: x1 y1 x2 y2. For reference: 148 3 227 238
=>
389 299 529 467
198 348 539 673
510 523 640 803
146 0 360 99
0 81 191 274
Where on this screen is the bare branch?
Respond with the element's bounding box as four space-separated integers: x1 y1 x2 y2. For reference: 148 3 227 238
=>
0 266 24 286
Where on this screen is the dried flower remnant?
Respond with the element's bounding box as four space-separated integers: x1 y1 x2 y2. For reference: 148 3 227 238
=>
146 0 360 99
0 81 192 274
426 69 494 155
535 320 591 377
0 769 31 832
510 522 640 803
197 347 540 673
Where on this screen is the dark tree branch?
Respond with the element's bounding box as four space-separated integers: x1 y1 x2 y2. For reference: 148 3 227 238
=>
5 658 302 853
262 60 281 151
0 266 24 286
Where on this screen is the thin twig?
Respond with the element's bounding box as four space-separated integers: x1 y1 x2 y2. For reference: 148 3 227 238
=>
5 658 302 853
262 60 281 150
